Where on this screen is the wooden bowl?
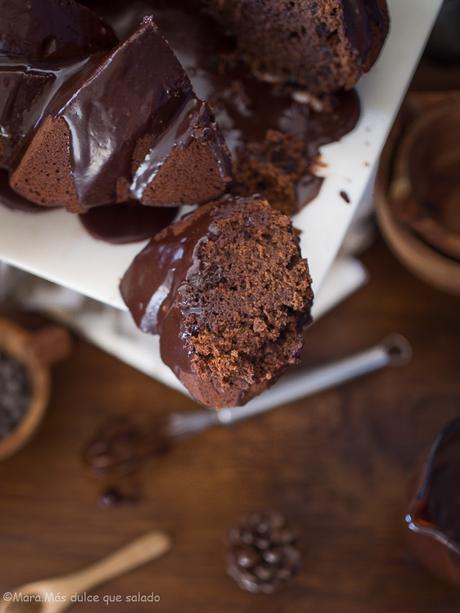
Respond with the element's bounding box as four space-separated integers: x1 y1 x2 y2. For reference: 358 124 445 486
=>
0 319 71 460
376 94 460 296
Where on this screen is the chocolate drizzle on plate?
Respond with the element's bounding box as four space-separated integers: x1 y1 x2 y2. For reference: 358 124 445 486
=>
79 202 179 244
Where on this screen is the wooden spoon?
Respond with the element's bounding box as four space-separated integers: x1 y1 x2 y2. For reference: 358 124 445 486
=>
0 531 171 613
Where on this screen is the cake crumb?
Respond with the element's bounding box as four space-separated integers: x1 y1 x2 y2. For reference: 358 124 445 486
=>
233 130 314 215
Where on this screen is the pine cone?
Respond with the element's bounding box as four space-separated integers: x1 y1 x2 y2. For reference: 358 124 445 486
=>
227 510 301 594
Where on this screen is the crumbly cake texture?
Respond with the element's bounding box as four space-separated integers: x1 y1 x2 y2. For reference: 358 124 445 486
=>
163 197 313 408
233 130 310 215
203 0 389 94
120 196 314 408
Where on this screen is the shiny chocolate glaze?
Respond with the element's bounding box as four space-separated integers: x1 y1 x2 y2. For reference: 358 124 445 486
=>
0 56 93 170
0 67 54 169
79 202 178 244
0 0 117 61
119 203 217 343
406 417 460 585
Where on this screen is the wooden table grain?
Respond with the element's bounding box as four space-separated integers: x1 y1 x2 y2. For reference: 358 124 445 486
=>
0 235 459 612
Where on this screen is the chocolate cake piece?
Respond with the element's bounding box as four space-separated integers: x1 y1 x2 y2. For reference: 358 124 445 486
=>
120 196 313 408
10 17 232 213
0 0 117 61
203 0 389 94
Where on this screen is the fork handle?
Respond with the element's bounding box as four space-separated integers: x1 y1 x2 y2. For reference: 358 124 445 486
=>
217 335 412 424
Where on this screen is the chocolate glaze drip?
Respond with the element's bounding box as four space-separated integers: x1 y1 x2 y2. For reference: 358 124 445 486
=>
119 204 217 341
79 202 178 244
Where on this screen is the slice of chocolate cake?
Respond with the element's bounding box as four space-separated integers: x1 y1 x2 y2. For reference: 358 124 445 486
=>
120 195 314 408
10 17 232 213
0 0 117 61
203 0 389 94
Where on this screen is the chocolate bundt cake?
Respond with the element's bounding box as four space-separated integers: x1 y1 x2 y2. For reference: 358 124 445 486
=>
120 195 314 408
10 17 232 213
203 0 389 94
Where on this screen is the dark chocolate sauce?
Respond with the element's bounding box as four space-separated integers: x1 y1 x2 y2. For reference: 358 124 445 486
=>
119 203 218 342
79 202 178 244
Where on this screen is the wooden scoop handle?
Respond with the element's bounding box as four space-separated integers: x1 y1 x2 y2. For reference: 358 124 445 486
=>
59 531 171 597
28 326 72 367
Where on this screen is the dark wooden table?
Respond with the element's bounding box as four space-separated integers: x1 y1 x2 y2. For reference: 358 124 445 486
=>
0 234 459 612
